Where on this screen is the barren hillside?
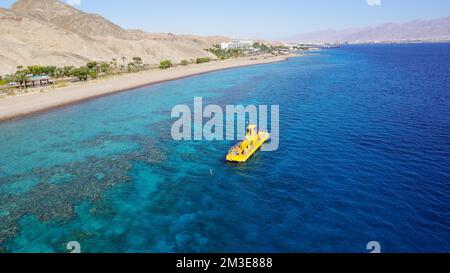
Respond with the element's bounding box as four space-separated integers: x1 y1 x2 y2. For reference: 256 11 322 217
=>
0 0 228 75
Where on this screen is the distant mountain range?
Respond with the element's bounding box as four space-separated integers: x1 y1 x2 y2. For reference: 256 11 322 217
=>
288 17 450 44
2 0 449 75
0 0 229 75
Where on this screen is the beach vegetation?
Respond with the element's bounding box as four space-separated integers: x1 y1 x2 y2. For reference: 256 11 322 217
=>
0 75 16 85
206 48 244 60
252 42 291 54
24 65 57 77
86 61 98 71
159 60 173 69
71 67 89 81
121 56 128 67
253 42 271 52
132 57 143 66
99 62 111 74
118 57 145 73
63 66 75 77
84 61 111 76
196 57 211 64
111 58 118 69
43 66 57 76
14 69 28 88
229 49 244 58
127 62 138 73
89 70 98 79
206 48 227 59
54 67 64 78
127 63 133 73
180 60 189 66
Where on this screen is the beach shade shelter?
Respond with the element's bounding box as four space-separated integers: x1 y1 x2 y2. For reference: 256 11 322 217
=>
28 75 52 87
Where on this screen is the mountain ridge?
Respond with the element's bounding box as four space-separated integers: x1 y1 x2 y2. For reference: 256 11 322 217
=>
288 16 450 43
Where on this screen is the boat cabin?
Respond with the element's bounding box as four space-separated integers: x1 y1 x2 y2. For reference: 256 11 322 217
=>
246 125 257 137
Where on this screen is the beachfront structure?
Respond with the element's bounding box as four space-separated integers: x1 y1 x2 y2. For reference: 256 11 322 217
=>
221 40 254 50
28 75 51 86
284 43 296 50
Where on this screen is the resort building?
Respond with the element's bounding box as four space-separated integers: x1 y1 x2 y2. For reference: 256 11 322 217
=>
221 40 254 50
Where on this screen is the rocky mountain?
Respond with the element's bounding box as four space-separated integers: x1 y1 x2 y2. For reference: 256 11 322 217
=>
0 0 228 75
288 17 450 44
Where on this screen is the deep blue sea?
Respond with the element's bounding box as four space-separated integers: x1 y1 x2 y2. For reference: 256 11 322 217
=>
0 44 449 253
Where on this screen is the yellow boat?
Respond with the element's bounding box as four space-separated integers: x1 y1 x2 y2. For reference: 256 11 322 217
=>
226 125 270 163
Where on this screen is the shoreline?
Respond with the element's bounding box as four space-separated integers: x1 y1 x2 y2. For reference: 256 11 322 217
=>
0 55 296 123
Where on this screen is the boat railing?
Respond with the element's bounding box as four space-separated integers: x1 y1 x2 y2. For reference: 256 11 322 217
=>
228 144 241 154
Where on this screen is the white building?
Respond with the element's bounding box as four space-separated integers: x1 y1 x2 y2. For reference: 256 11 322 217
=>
220 42 230 50
221 40 254 50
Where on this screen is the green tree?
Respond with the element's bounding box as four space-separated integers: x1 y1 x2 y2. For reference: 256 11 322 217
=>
253 42 271 53
63 66 75 77
132 57 143 65
14 71 28 89
121 57 127 67
86 61 98 71
196 57 211 64
99 62 111 74
127 62 135 73
72 67 89 81
27 65 43 76
0 75 15 86
180 60 189 66
89 70 98 79
55 67 64 78
159 60 173 69
112 58 117 69
14 65 28 88
42 66 56 76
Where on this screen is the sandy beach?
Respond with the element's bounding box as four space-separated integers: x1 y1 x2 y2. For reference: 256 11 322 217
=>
0 55 294 122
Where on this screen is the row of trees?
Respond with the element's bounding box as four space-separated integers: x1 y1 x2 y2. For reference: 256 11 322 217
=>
208 42 289 57
206 42 287 59
253 42 291 53
158 58 211 69
1 55 217 88
1 57 147 88
206 45 245 60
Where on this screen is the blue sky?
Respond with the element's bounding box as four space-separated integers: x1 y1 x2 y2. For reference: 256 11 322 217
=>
1 0 449 39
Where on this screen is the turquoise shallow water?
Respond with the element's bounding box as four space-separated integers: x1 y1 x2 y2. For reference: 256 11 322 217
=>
0 44 449 253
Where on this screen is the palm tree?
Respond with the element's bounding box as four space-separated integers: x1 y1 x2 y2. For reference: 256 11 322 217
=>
13 65 27 88
112 58 117 69
15 71 27 89
121 57 127 67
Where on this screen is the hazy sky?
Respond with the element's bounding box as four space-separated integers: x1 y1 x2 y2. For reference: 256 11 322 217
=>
1 0 449 39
